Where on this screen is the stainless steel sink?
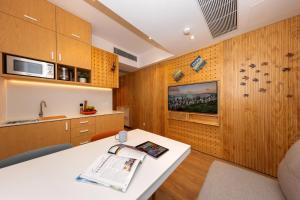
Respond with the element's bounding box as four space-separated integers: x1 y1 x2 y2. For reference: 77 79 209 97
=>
4 119 39 125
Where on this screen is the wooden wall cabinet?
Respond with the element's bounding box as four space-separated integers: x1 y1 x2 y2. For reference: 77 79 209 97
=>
0 120 70 160
0 0 56 31
57 34 91 69
0 12 56 62
92 47 119 88
96 113 124 133
56 7 91 44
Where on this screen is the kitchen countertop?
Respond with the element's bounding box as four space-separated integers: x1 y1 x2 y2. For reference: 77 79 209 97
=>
0 110 124 128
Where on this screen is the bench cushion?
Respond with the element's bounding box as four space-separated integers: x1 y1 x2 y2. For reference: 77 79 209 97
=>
278 140 300 200
198 161 285 200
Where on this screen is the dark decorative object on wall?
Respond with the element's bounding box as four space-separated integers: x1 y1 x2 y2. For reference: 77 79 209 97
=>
255 70 260 73
286 52 294 58
172 70 184 82
261 62 268 66
287 94 293 98
111 62 116 71
243 94 249 97
242 76 249 80
240 82 246 86
240 69 246 72
266 80 272 84
282 67 291 72
252 78 259 82
249 64 256 68
264 72 269 76
190 56 207 72
259 88 267 93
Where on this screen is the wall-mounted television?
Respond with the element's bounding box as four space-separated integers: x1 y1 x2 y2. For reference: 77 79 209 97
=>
168 81 218 114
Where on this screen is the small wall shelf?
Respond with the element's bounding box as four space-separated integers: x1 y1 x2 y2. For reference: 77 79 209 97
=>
168 111 220 126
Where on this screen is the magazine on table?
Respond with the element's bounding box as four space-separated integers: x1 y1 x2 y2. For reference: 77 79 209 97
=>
77 144 146 192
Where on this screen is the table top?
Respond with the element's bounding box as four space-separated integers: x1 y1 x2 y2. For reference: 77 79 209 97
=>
0 129 191 200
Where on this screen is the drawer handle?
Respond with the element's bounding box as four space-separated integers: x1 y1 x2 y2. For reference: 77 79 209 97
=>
24 14 38 22
79 141 89 145
80 121 89 124
80 129 89 134
71 33 81 39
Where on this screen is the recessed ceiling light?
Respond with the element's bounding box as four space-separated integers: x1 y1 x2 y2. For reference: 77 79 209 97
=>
148 36 152 40
183 27 191 35
190 35 195 40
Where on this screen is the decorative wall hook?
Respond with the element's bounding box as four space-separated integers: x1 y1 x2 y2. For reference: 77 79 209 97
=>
286 94 293 98
252 78 259 82
255 70 260 73
264 73 269 76
249 64 256 68
243 94 249 97
240 69 246 73
266 80 272 84
286 53 294 58
242 76 249 80
261 62 268 66
111 62 116 71
240 82 246 86
282 67 291 72
259 88 267 93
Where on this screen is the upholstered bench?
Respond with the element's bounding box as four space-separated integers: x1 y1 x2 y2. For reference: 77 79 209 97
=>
198 140 300 200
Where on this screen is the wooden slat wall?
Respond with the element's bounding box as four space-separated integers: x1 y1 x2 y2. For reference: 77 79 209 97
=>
222 15 300 176
114 15 300 176
114 64 166 135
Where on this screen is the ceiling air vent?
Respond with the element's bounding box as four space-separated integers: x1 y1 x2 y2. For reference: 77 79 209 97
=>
113 47 137 62
198 0 237 38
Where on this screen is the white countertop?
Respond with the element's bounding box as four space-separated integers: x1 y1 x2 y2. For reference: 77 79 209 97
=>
0 129 191 200
0 110 124 128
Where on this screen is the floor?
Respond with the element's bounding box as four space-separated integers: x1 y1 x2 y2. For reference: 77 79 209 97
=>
155 150 217 200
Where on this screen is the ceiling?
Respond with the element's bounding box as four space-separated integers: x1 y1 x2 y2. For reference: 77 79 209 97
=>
48 0 300 67
99 0 300 55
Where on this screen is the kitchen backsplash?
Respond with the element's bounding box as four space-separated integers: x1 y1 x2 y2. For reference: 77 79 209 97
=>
3 80 113 121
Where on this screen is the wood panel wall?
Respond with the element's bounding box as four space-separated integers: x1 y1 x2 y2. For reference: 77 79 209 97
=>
114 15 300 176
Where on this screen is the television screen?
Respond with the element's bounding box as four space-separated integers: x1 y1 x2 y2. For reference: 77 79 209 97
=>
168 81 218 114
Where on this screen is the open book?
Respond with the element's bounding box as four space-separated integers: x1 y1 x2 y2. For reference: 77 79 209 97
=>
77 144 146 192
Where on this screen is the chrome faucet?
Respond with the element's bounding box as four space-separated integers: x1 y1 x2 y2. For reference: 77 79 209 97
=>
39 100 47 118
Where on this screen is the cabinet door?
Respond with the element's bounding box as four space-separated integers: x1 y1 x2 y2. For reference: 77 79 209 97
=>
96 114 124 133
0 12 56 62
57 34 91 69
56 7 91 44
0 120 71 160
0 0 56 30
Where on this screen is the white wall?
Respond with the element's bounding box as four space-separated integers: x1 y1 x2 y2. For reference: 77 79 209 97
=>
92 35 139 68
4 80 112 121
138 47 173 67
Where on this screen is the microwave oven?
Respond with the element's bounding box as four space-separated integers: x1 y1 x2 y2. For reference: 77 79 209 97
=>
5 55 55 79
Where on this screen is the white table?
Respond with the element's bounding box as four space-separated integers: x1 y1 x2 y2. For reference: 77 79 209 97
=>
0 129 191 200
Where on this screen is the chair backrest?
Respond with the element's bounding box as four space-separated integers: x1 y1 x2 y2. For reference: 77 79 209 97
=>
278 140 300 200
0 144 73 169
90 130 120 142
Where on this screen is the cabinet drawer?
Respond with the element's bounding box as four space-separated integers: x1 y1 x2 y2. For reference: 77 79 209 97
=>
71 117 95 129
0 0 56 31
71 134 91 146
71 125 95 138
0 12 56 62
56 7 91 44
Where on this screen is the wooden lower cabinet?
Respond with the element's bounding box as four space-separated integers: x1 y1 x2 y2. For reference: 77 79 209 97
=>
0 120 70 160
96 113 124 133
70 117 96 146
